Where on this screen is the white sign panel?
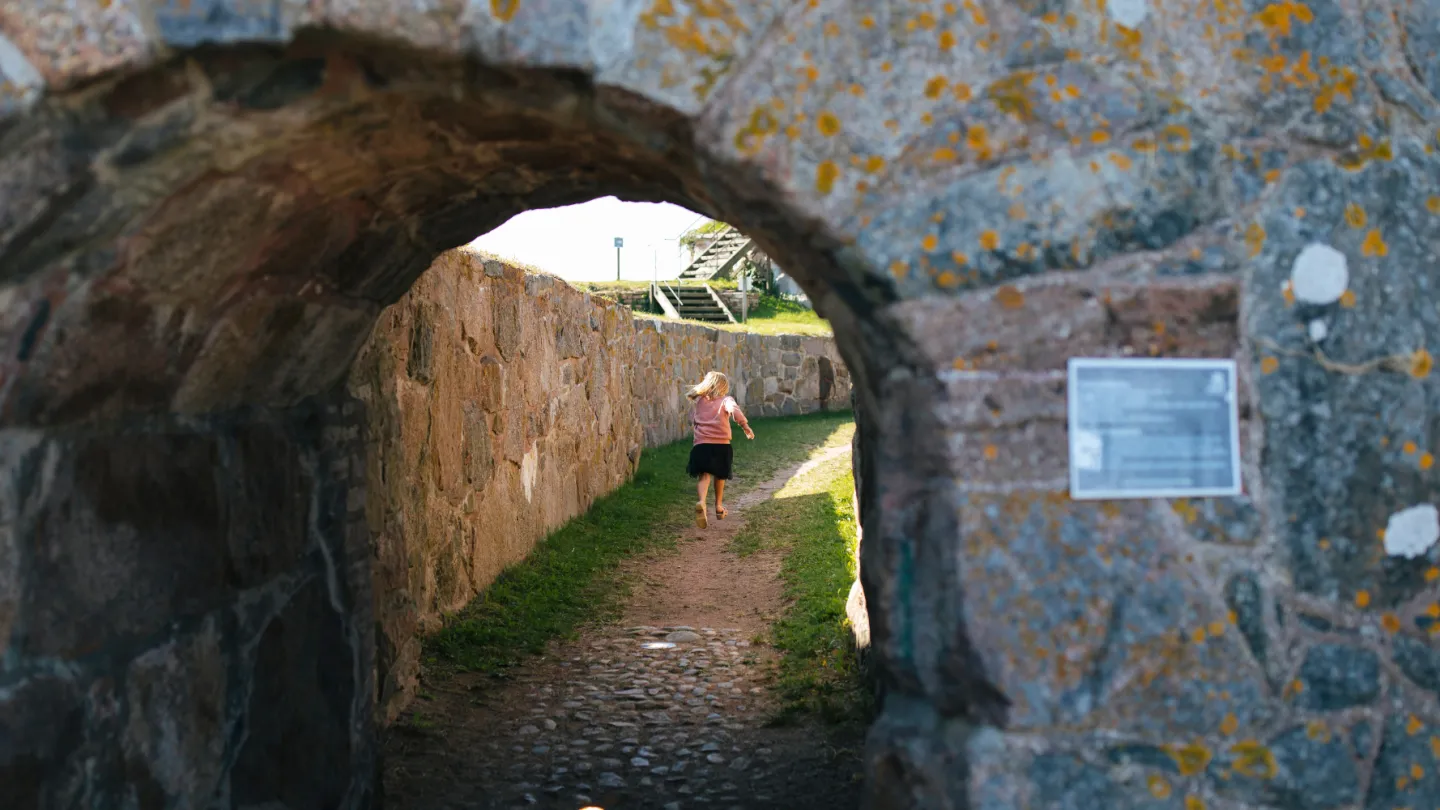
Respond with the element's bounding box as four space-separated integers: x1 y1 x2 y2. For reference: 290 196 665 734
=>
1067 358 1242 500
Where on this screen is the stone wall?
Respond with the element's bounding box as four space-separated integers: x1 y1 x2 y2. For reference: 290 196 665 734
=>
13 1 1440 805
631 318 850 447
347 250 848 722
0 397 377 810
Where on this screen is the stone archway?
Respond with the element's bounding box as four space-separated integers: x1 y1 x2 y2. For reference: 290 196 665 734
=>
5 1 1440 808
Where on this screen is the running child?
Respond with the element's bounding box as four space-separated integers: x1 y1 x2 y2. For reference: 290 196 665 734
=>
685 371 754 528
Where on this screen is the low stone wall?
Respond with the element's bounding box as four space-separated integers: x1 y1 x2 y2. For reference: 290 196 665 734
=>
347 250 849 721
632 318 849 447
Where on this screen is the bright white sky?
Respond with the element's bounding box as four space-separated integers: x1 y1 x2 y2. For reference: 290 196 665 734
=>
468 197 709 282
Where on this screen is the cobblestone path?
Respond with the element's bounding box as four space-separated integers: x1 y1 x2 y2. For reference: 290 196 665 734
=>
382 446 863 810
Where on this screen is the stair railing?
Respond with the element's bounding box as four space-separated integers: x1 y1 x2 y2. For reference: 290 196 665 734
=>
705 239 756 282
651 281 682 319
704 284 738 324
679 224 736 278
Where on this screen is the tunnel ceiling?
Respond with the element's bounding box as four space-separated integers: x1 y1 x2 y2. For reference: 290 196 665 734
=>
0 36 879 427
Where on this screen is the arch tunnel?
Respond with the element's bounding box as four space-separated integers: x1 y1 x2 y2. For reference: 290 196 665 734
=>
4 0 1440 808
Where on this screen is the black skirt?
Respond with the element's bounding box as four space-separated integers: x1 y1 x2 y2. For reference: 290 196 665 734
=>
687 443 734 480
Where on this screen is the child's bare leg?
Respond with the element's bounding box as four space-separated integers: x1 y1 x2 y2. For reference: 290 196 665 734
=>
695 474 711 528
715 479 727 518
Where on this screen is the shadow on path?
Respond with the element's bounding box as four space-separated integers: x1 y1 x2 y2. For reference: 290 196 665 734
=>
381 445 864 810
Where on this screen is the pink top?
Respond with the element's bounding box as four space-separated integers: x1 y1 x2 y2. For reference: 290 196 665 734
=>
691 395 749 445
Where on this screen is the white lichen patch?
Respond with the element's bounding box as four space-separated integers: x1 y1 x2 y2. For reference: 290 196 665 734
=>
1107 0 1149 27
521 444 538 503
1384 504 1440 559
1308 319 1328 342
1290 244 1349 305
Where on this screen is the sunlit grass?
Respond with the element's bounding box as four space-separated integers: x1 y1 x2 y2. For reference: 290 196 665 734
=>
427 411 856 677
712 295 833 336
728 423 871 725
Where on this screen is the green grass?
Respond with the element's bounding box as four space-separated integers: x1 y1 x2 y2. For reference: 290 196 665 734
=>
729 422 872 725
713 294 832 336
427 411 856 676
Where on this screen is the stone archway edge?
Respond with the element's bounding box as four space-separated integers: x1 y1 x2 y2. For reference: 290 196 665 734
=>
5 0 1440 807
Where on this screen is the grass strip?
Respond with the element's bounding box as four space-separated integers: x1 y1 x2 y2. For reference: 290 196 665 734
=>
729 425 872 725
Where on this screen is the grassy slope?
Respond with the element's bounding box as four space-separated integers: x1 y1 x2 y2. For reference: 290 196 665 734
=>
711 295 833 337
729 423 871 724
427 411 856 676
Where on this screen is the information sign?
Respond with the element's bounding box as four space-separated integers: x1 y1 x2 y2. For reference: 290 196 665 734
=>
1067 358 1242 499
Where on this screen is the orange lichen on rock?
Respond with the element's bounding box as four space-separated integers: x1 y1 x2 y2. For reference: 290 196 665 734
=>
1344 203 1366 228
1410 348 1432 378
1361 228 1388 257
1255 1 1314 38
815 160 839 194
1220 712 1240 736
1229 740 1278 779
490 0 522 21
1167 742 1213 776
1245 222 1266 256
995 285 1025 309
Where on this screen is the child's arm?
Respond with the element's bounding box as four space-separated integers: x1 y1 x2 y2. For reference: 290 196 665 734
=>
728 399 755 439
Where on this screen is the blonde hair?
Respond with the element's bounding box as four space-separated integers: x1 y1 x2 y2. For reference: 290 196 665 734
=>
687 370 730 400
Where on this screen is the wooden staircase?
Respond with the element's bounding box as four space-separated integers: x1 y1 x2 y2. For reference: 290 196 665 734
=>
678 224 755 282
654 283 736 324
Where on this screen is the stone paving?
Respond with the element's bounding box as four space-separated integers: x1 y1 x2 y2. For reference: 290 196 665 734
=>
384 626 862 810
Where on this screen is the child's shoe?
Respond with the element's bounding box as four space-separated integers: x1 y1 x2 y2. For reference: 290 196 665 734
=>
695 502 708 529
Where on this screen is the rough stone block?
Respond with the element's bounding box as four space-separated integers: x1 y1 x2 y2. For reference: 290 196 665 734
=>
123 617 228 806
16 428 311 658
231 579 358 809
894 277 1241 373
1247 151 1440 609
1208 722 1360 808
1292 643 1381 711
0 0 156 89
153 0 308 47
956 492 1270 738
0 672 85 807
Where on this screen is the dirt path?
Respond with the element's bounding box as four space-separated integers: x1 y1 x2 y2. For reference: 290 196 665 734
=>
622 443 851 634
381 444 862 810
